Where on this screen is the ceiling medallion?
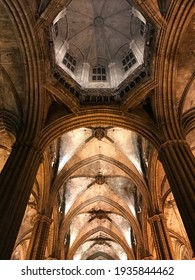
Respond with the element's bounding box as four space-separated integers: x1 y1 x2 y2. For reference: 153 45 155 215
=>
95 173 105 185
94 127 105 140
96 238 106 245
88 209 112 222
94 16 104 28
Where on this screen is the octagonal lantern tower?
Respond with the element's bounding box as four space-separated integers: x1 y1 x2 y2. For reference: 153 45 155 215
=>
51 0 155 104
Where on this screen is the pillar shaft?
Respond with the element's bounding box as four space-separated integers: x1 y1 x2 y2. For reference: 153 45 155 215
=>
149 213 174 259
26 214 52 260
0 141 42 259
159 140 195 252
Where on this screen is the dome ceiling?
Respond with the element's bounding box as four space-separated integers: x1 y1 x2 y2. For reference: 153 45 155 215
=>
65 0 135 64
51 0 155 103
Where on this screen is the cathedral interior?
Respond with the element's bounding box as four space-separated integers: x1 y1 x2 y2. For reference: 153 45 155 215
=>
0 0 194 260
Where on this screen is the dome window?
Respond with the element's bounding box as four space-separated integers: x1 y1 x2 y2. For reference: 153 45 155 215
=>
63 52 77 73
92 65 107 81
53 22 59 38
122 51 137 72
140 20 145 36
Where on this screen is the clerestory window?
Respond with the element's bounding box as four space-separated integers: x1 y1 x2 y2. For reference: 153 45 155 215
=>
140 20 145 36
92 65 107 81
122 51 136 72
62 52 77 73
53 22 59 38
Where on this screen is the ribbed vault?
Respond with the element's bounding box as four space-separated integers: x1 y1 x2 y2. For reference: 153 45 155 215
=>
48 127 147 259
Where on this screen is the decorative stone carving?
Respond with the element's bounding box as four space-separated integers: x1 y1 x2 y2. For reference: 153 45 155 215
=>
94 127 105 141
95 173 105 184
88 209 112 222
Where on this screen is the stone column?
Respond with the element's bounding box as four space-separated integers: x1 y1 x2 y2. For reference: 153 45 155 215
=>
0 141 43 259
158 140 195 252
149 213 175 259
26 214 52 260
80 63 90 88
108 63 119 88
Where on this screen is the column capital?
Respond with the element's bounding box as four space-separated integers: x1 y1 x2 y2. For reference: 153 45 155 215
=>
13 140 43 162
148 213 164 223
158 139 189 154
148 212 174 259
34 214 53 225
0 109 20 137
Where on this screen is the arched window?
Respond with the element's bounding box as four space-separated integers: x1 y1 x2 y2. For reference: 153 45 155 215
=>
140 20 145 36
122 51 136 72
92 65 107 81
63 52 77 73
53 22 59 39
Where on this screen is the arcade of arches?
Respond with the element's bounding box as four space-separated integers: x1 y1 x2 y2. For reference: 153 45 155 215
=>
0 0 194 260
